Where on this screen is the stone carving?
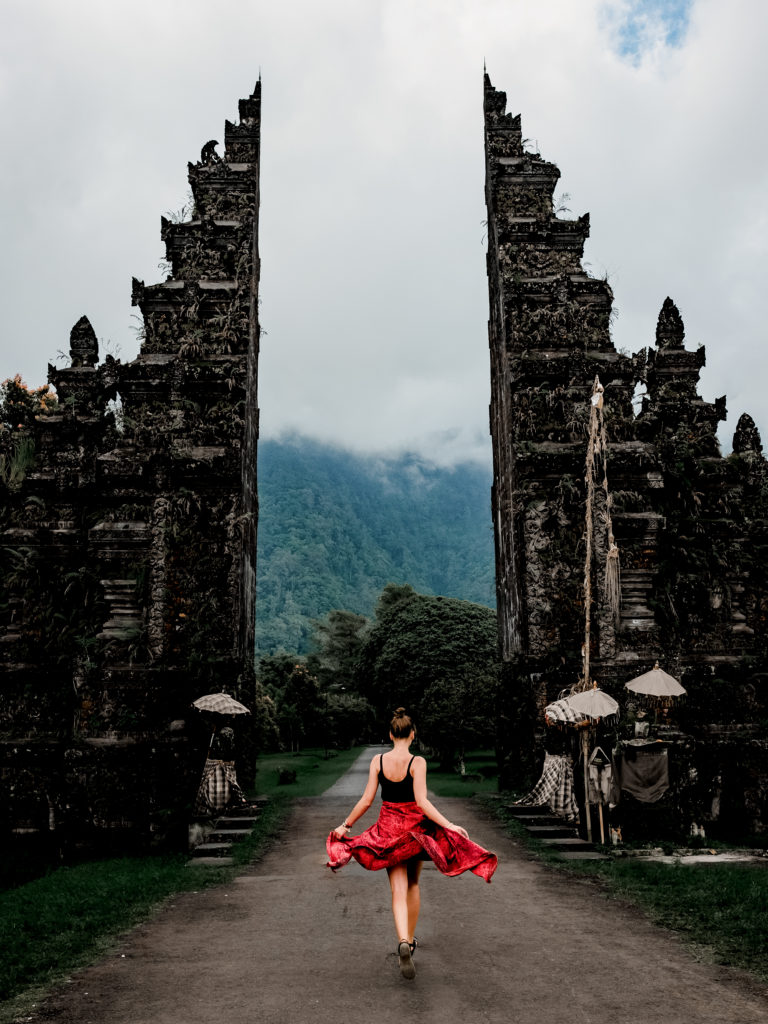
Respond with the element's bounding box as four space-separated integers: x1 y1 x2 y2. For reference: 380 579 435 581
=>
200 139 222 165
732 412 763 456
69 315 99 367
655 296 685 349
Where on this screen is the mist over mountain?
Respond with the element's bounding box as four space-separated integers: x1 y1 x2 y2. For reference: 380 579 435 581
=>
255 436 495 654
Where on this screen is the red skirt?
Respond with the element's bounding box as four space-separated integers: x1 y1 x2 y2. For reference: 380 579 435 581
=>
326 801 497 882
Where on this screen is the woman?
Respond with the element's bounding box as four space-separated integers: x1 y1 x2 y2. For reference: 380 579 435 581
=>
326 708 497 980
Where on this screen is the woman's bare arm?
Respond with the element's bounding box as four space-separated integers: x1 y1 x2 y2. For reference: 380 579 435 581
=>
412 757 469 838
331 756 379 837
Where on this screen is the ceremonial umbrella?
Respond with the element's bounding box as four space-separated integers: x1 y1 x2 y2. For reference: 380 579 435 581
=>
545 684 619 843
545 685 619 728
625 662 686 706
192 693 251 808
192 692 251 715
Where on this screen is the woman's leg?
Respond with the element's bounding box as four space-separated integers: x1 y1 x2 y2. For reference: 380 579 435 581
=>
386 864 410 942
387 862 417 979
406 859 423 943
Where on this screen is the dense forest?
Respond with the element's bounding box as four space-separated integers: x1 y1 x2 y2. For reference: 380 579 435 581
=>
254 436 495 654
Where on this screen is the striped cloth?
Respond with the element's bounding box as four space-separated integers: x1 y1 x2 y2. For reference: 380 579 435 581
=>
544 698 584 727
193 759 246 816
516 753 580 823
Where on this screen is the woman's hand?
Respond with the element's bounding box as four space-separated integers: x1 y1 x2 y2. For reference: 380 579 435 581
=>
332 824 350 839
447 823 469 839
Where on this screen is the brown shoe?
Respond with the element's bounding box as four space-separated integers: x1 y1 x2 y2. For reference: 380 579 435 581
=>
398 940 415 980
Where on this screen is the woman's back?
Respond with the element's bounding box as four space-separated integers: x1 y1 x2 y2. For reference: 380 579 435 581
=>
378 751 418 803
379 749 417 782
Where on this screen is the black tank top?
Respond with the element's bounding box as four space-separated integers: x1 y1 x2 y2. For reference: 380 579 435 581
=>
379 754 416 802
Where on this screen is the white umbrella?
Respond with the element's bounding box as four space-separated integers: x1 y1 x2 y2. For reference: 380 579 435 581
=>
625 662 686 701
565 687 619 721
545 686 619 727
192 692 251 715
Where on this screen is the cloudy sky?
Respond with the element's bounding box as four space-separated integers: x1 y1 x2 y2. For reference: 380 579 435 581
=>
1 0 766 465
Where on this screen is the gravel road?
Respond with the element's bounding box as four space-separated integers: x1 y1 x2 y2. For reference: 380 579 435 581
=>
29 746 768 1023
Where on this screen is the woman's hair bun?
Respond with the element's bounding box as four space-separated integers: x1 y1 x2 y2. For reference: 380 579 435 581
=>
390 707 415 738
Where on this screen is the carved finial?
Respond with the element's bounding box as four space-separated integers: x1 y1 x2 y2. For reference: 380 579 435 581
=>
483 75 507 115
656 297 685 349
732 413 763 456
69 315 98 368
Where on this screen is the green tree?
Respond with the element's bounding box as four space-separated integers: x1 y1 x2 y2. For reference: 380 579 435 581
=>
420 668 499 770
304 611 376 751
323 690 376 749
248 681 280 753
277 664 322 751
356 585 499 764
257 652 304 699
374 582 416 619
309 608 371 691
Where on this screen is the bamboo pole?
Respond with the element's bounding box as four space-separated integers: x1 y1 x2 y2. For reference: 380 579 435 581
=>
582 729 592 843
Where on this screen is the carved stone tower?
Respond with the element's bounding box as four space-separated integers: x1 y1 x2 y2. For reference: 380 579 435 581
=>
484 74 768 832
1 83 262 855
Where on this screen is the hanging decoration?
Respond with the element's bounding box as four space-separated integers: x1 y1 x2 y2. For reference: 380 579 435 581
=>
581 375 621 690
558 376 623 842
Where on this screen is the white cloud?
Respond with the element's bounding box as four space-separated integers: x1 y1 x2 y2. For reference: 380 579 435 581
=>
1 0 766 464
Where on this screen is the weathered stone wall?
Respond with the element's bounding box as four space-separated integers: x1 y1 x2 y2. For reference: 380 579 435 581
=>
484 74 768 834
0 84 262 857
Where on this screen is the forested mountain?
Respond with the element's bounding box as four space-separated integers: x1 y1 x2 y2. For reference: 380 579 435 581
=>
255 436 495 654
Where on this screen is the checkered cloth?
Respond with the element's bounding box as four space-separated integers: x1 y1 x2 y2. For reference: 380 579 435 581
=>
516 753 580 823
193 758 246 816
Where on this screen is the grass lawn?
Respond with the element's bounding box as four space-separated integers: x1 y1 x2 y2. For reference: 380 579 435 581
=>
489 800 768 983
252 745 367 797
0 852 231 1020
426 750 500 798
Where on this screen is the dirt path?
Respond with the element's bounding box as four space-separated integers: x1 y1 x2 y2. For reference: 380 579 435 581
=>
32 747 768 1023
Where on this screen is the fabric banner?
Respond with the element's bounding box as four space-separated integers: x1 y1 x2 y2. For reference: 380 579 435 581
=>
618 743 669 803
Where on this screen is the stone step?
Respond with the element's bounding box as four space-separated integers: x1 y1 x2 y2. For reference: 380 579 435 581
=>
228 799 268 816
191 842 235 858
504 804 549 817
208 828 252 843
215 816 259 829
186 797 269 867
512 815 561 823
513 814 570 826
540 836 596 851
502 802 608 860
526 825 579 839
